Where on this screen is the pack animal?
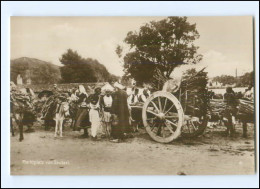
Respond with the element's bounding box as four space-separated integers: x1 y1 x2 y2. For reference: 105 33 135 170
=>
54 101 70 137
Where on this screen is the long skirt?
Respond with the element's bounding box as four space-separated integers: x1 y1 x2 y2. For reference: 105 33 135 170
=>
75 108 90 128
111 115 132 139
89 109 100 137
111 115 124 140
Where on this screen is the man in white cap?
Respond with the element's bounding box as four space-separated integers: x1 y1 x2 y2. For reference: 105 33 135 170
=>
110 82 132 142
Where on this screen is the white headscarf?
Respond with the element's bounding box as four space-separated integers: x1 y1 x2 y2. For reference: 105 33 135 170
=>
78 85 88 96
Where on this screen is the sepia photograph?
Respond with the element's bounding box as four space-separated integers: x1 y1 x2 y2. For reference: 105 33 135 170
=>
8 15 256 176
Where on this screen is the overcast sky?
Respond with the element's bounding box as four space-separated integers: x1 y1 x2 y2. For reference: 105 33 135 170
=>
11 16 254 78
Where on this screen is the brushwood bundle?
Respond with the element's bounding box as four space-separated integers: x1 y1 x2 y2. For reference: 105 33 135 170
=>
238 99 254 117
179 68 209 116
151 67 209 117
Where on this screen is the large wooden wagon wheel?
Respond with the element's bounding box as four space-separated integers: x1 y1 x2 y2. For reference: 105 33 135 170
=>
142 91 184 143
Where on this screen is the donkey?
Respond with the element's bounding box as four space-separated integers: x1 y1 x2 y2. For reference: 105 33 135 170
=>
54 101 70 138
11 88 36 142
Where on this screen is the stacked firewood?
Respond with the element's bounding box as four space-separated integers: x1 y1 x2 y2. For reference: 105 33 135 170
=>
209 98 254 119
11 89 34 113
150 67 209 117
209 99 226 113
238 99 254 116
179 68 209 116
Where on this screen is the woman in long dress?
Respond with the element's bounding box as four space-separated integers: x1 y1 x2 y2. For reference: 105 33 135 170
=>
88 88 102 141
74 85 90 137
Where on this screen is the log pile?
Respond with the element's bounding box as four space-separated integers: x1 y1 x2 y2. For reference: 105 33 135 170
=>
238 99 254 116
209 99 225 114
209 98 254 119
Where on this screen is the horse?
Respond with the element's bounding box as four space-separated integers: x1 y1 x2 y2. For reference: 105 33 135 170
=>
54 101 70 138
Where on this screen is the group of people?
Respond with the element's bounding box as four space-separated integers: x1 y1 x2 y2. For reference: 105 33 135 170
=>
11 79 254 142
40 82 151 143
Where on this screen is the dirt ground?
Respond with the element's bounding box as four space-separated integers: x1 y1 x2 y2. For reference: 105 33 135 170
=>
10 121 256 175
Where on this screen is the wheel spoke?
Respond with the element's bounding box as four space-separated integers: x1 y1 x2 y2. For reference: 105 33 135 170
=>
163 97 168 112
150 101 160 113
164 103 175 115
165 119 178 128
165 113 179 119
164 122 175 134
146 110 158 117
158 96 162 112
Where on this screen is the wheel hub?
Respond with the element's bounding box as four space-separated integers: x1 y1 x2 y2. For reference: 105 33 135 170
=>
157 112 165 120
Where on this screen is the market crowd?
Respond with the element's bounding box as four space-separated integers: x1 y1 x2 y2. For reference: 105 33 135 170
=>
10 80 254 142
11 81 151 143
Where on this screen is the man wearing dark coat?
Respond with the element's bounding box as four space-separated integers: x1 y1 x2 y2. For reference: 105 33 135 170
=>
223 87 239 137
110 82 132 142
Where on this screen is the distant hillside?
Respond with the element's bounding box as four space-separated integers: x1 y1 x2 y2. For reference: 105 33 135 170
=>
11 57 61 84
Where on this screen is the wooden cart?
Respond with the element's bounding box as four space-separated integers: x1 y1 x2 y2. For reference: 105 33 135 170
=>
131 88 209 143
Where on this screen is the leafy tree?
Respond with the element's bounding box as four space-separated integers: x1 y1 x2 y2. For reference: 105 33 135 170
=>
59 49 82 66
236 71 254 87
118 17 202 84
108 74 120 83
212 75 236 86
212 71 254 87
60 49 116 83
